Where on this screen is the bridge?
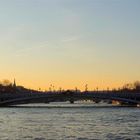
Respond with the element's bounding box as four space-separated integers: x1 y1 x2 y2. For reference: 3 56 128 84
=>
0 91 140 106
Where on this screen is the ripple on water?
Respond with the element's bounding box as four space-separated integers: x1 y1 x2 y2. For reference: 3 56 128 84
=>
0 105 139 140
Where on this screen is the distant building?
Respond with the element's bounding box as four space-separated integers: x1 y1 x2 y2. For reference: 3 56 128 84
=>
13 79 16 88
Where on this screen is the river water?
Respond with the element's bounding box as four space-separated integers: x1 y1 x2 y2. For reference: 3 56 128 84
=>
0 103 139 140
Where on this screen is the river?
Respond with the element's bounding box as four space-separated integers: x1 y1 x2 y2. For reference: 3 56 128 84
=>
0 103 139 140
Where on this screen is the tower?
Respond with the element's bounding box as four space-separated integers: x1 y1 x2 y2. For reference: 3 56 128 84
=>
13 79 16 88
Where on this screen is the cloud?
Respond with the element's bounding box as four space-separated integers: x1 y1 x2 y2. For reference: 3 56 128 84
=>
61 35 81 43
15 41 48 56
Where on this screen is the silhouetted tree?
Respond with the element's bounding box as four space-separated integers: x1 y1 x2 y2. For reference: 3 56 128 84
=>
2 79 11 86
134 81 140 91
121 81 140 93
123 83 133 90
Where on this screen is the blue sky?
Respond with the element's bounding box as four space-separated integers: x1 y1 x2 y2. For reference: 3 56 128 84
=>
0 0 140 90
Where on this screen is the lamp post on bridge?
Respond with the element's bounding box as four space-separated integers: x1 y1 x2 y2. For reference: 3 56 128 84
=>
85 84 88 93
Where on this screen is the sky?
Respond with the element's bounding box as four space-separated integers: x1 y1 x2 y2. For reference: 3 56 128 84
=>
0 0 140 90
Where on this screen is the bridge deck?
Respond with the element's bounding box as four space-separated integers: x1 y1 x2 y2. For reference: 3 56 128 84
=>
0 91 140 106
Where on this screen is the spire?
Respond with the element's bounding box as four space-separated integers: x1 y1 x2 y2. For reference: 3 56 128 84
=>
13 78 16 87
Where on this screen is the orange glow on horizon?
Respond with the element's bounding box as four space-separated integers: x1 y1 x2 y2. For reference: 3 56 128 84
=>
3 78 135 91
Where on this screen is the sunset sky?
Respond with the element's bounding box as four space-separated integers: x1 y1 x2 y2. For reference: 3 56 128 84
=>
0 0 140 91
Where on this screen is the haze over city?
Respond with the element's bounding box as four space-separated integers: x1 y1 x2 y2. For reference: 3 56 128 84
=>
0 0 140 90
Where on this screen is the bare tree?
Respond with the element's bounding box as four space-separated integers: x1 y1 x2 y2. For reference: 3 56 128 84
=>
2 79 12 86
123 83 133 90
133 81 140 90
